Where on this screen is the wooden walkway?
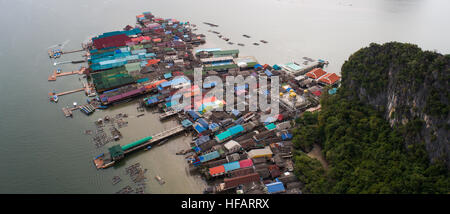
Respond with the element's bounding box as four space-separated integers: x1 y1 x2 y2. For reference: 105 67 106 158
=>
49 88 85 97
124 125 185 154
159 110 178 120
62 106 78 117
48 67 86 81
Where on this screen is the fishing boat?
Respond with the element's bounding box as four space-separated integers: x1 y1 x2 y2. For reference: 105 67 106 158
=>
237 43 245 46
242 34 251 38
157 138 169 146
50 95 59 103
145 145 152 151
260 40 268 44
155 176 165 185
253 43 259 46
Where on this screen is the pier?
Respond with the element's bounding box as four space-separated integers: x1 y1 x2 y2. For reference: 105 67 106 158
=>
159 110 179 120
48 67 86 81
49 88 85 97
94 125 186 169
124 125 185 154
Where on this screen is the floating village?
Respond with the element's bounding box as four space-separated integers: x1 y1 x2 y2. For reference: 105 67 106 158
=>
47 12 340 194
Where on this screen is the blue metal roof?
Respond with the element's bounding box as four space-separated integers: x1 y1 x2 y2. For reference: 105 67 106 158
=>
187 111 200 121
181 119 193 128
195 135 210 146
197 118 209 129
199 151 220 163
266 181 285 194
194 124 207 133
223 161 240 172
228 125 244 135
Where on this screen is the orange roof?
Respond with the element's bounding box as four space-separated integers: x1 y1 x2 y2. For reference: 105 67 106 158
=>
145 79 167 89
153 38 162 43
319 73 341 85
146 59 160 66
209 165 225 176
131 36 151 43
306 68 327 79
136 15 145 18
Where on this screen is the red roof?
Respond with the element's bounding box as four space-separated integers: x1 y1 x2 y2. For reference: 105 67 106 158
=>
146 59 160 66
209 165 225 176
131 36 151 43
93 34 131 49
239 159 253 168
306 68 327 79
312 90 322 96
318 73 341 85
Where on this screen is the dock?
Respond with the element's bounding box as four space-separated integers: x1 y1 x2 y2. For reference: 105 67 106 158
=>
94 125 186 169
49 88 85 97
48 67 86 81
159 110 178 120
124 125 185 154
62 107 78 117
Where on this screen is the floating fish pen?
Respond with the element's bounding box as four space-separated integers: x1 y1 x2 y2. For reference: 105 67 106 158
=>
80 104 96 115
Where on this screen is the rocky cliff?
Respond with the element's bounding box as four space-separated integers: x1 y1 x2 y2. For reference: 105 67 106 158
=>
340 42 449 167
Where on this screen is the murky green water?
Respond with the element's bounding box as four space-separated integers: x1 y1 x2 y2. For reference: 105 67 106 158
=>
0 0 448 193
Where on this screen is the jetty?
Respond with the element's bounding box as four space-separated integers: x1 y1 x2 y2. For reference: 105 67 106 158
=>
49 88 85 97
94 125 186 169
159 110 178 120
48 67 86 81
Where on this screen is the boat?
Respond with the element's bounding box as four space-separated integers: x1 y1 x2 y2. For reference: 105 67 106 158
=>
260 40 268 44
242 34 251 38
50 95 59 103
155 176 165 185
56 68 61 74
73 102 77 107
157 138 169 146
237 43 245 46
145 145 152 151
253 43 259 46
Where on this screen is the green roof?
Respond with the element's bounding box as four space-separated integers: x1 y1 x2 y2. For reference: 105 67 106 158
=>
211 49 239 57
108 145 124 158
216 130 232 142
265 123 276 130
203 64 238 71
121 136 152 151
125 62 141 72
91 66 136 91
131 44 144 51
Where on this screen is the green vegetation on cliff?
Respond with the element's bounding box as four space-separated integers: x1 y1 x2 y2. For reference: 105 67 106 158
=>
293 42 449 193
293 92 449 193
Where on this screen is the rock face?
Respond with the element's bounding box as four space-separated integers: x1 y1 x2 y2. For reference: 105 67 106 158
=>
341 42 449 167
